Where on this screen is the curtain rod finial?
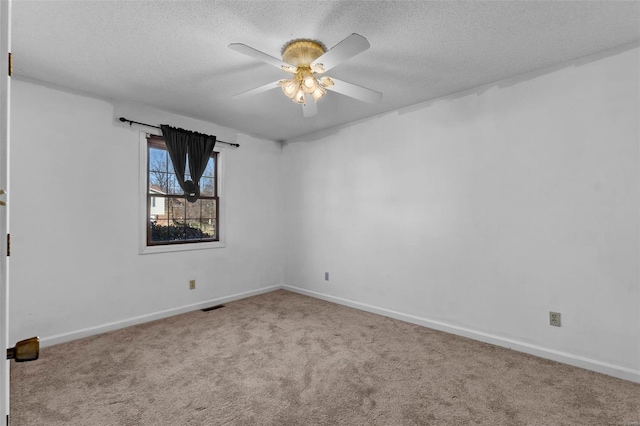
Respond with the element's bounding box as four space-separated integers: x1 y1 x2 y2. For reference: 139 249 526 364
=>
118 117 132 127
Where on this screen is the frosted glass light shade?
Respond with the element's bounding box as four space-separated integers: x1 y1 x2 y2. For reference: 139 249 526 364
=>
279 79 298 98
311 86 326 102
293 88 306 105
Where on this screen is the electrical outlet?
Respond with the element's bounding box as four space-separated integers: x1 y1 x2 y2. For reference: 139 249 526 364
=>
325 272 329 281
189 279 196 290
549 311 561 327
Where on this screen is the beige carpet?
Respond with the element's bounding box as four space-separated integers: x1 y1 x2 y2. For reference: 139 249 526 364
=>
10 290 640 425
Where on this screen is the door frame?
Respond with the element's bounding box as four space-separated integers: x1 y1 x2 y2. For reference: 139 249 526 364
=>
0 0 12 422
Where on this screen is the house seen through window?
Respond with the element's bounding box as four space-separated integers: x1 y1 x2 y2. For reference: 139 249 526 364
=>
147 135 218 245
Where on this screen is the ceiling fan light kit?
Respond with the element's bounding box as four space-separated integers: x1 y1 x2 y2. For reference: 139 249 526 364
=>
278 68 327 105
229 33 382 117
278 40 329 106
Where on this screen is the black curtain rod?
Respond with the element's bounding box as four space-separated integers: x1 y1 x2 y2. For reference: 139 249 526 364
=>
118 117 240 148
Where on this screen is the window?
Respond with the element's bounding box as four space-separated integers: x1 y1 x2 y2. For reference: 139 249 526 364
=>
146 134 219 246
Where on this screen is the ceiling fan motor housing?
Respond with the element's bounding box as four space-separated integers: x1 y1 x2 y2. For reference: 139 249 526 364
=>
281 40 326 66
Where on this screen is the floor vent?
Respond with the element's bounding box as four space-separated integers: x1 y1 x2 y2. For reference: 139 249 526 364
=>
201 304 225 312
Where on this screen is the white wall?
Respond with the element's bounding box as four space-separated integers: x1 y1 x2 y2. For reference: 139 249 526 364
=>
9 79 283 345
282 47 640 381
8 46 639 383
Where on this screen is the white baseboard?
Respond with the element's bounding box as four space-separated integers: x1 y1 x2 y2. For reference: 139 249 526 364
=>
40 285 281 348
282 285 640 383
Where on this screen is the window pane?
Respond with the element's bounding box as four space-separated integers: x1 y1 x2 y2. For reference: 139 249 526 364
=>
184 219 215 240
150 220 170 243
167 175 182 195
200 177 215 196
149 148 168 172
167 198 185 223
185 221 202 240
149 171 169 193
149 195 166 221
201 199 216 219
166 152 175 171
166 197 174 224
186 199 202 219
199 218 216 239
202 158 215 178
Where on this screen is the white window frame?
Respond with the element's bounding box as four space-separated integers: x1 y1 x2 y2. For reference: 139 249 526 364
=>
138 131 226 254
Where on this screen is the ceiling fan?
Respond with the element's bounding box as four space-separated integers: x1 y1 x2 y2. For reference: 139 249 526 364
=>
228 33 382 117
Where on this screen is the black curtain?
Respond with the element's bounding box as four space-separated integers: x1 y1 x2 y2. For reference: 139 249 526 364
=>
160 125 189 192
160 125 216 203
188 132 217 187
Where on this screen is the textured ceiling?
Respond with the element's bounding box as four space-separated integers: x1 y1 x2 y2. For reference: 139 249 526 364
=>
11 1 640 142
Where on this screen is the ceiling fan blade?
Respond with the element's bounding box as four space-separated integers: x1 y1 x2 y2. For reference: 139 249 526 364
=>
228 43 293 70
302 95 317 117
312 33 370 73
232 80 281 100
325 78 382 104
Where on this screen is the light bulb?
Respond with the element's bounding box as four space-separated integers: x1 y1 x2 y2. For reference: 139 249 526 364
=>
299 68 317 93
304 76 316 89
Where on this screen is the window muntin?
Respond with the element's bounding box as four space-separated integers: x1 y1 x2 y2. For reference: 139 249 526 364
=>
147 135 218 245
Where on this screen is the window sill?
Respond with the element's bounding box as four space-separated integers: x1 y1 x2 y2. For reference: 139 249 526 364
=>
140 240 226 255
